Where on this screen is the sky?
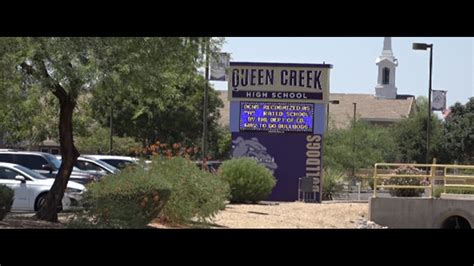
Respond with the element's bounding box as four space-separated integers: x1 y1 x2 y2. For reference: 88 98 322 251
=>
211 37 473 108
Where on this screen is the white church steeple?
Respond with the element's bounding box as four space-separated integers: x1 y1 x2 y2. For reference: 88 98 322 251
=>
375 37 398 99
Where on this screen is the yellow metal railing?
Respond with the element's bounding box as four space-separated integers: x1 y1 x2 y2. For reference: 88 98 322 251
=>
443 164 474 194
372 160 474 198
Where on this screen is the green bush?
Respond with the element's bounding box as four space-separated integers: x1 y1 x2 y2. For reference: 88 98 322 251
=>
148 157 229 223
433 187 474 198
75 127 141 156
322 168 345 200
0 185 14 221
219 157 276 203
69 165 171 228
384 166 427 197
368 177 375 190
69 156 230 227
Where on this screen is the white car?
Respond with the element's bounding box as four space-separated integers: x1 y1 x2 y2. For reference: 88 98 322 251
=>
84 155 140 170
56 155 120 177
0 162 85 212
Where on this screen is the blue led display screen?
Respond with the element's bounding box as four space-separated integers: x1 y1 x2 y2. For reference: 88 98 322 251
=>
239 102 314 133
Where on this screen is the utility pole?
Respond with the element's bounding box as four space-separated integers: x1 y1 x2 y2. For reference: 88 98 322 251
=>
352 102 357 187
202 40 210 169
326 100 340 131
109 99 113 154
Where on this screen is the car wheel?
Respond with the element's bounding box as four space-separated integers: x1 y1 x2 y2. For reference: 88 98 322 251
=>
35 193 63 212
35 193 48 211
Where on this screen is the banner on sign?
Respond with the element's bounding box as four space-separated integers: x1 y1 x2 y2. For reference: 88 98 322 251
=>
210 53 230 81
432 90 447 111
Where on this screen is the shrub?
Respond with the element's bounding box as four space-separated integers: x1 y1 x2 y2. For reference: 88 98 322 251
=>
69 165 172 228
75 127 142 156
433 187 474 198
384 166 427 197
148 157 229 223
0 185 14 221
368 177 375 190
219 157 276 203
131 140 199 160
322 168 345 200
69 156 230 227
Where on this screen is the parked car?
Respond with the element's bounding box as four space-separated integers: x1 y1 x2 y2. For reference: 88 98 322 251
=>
0 151 97 184
194 160 222 174
84 155 139 170
56 155 120 177
0 162 85 212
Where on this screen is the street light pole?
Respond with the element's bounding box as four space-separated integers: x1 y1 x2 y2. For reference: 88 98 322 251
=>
427 45 433 165
413 42 433 164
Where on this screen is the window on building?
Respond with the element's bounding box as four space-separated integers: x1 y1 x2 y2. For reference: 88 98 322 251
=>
382 68 390 84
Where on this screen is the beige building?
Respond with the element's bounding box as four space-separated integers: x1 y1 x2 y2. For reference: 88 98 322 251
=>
326 93 415 129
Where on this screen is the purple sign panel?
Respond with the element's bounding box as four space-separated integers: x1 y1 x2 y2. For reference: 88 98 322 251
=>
232 132 323 202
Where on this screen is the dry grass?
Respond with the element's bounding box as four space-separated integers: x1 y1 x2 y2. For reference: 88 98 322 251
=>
208 201 368 228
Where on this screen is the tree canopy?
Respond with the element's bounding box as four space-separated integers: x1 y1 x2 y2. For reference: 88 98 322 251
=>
442 97 474 164
0 37 225 221
324 119 398 175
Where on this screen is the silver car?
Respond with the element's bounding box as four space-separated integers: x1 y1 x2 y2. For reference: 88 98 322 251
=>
0 162 85 212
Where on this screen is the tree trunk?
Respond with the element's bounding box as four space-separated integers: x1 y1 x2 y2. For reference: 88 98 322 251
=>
35 85 79 222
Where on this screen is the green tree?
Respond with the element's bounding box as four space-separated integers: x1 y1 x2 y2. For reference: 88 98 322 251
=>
75 127 141 156
324 119 398 175
0 38 59 148
442 97 474 164
0 86 59 148
0 62 97 149
0 37 102 221
215 126 232 160
88 38 224 157
0 37 226 221
392 96 443 163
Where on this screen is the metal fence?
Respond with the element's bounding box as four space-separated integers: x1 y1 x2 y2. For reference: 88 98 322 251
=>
373 160 474 198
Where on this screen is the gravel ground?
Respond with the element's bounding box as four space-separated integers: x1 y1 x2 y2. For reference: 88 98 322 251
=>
0 213 70 229
209 201 381 228
1 202 387 229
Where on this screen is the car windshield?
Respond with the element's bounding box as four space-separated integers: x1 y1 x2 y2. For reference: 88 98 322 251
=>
44 153 61 170
55 156 87 172
90 159 120 173
13 165 48 179
101 159 136 170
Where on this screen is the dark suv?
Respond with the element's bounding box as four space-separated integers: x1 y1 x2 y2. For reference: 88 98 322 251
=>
195 160 222 174
0 151 96 185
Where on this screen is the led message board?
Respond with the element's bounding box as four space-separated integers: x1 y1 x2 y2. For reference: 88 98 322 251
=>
239 102 313 133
